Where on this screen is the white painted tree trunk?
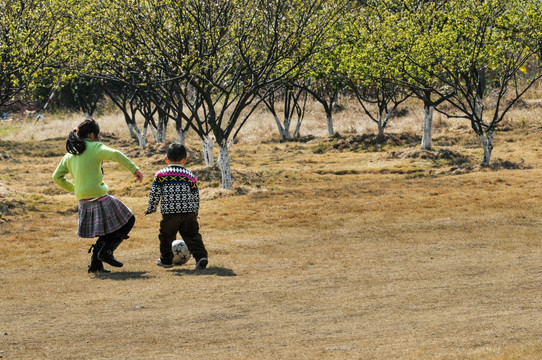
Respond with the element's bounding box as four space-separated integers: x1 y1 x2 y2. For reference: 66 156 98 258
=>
201 136 215 166
326 113 334 136
157 119 166 143
136 132 146 149
377 112 391 136
473 94 493 164
273 113 291 140
421 105 434 150
141 125 149 148
149 123 158 142
126 121 138 141
292 117 303 139
479 130 494 165
176 128 186 145
218 141 233 189
127 122 146 148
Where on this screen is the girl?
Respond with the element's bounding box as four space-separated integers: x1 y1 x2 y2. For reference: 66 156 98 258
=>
53 118 143 273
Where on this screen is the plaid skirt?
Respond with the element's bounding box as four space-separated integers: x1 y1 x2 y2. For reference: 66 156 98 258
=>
77 195 134 238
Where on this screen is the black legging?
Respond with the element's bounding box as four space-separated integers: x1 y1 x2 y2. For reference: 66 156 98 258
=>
97 215 135 245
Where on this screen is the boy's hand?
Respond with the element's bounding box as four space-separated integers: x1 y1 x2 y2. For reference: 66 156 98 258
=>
134 170 143 183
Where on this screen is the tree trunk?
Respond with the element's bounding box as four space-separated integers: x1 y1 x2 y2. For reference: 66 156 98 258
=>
292 117 303 139
271 112 289 141
141 124 149 149
201 136 215 166
479 130 494 165
421 104 434 150
157 117 166 143
124 114 139 141
176 128 186 145
149 122 158 142
283 116 292 140
377 113 385 136
218 141 232 189
377 124 385 136
126 119 146 148
326 111 334 136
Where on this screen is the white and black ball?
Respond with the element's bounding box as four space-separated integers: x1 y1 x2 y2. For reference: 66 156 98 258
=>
172 239 192 265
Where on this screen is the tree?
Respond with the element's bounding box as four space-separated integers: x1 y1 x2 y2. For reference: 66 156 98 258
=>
339 2 412 137
90 0 346 188
406 0 542 164
0 0 75 109
259 81 309 141
301 14 350 136
71 76 105 117
382 0 457 150
101 82 149 146
175 0 348 188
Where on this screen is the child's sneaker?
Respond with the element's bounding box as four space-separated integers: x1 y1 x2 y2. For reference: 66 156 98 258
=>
195 257 208 270
156 259 173 268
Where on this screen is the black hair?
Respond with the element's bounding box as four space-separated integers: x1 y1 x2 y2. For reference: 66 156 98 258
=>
167 142 187 162
66 118 100 155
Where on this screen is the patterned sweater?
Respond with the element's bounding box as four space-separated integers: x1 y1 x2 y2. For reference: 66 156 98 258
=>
145 165 199 215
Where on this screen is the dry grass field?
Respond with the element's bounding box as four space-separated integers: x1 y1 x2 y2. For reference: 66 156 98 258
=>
1 99 541 360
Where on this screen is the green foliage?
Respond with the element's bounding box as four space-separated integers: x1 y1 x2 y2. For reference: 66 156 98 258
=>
0 0 77 107
1 0 542 167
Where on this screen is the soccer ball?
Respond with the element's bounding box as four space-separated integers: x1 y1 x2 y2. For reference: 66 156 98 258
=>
172 239 192 265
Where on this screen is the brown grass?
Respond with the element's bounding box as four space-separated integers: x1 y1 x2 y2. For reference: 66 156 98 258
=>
1 102 542 359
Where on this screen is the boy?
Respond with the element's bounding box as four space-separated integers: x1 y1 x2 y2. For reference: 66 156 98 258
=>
145 143 208 269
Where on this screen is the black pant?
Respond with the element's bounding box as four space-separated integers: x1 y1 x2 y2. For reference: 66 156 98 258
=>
159 213 207 264
98 215 135 244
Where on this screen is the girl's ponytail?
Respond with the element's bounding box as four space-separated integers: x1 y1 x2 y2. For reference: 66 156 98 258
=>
65 118 100 155
66 128 86 155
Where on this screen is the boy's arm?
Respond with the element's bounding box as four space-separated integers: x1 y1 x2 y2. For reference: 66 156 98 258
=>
193 184 200 214
144 182 161 214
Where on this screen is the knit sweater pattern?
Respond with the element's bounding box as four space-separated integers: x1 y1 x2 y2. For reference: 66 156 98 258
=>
145 165 199 215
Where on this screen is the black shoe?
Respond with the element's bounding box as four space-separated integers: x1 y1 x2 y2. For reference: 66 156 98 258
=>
156 259 173 268
88 244 112 273
97 248 123 267
195 258 208 270
88 264 111 273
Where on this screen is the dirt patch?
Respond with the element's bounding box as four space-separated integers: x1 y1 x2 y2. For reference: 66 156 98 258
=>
0 139 64 159
0 151 12 161
200 185 264 200
313 132 421 153
0 199 26 218
390 148 531 176
481 158 531 171
391 148 470 163
0 182 13 197
428 158 532 175
193 165 265 186
0 185 26 222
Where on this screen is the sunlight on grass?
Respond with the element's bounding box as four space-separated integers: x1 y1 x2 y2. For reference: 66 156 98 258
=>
1 101 542 360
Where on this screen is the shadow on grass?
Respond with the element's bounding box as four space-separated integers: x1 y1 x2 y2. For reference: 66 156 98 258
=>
91 271 156 280
170 266 237 277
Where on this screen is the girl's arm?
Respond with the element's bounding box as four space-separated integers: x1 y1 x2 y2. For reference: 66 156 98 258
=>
52 158 75 193
99 143 140 175
134 169 143 182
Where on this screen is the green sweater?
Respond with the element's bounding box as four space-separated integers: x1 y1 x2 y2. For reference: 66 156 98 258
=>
52 139 139 200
